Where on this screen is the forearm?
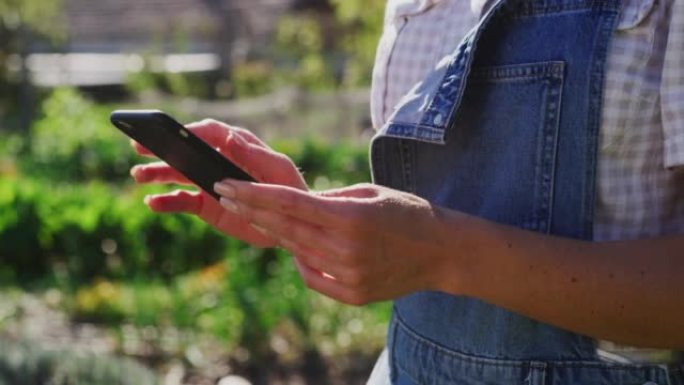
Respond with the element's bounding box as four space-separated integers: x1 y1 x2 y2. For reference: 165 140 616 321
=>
435 208 684 348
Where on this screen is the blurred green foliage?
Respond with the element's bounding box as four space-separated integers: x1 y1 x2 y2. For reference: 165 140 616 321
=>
331 0 386 87
231 0 385 97
0 0 63 36
0 0 389 379
0 177 229 282
24 88 139 182
0 0 63 129
126 64 213 100
0 87 388 370
0 88 371 282
0 340 158 385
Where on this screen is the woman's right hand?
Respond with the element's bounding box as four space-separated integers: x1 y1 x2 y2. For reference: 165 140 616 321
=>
129 119 307 247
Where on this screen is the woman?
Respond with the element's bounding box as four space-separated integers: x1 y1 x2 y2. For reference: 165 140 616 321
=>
131 0 684 383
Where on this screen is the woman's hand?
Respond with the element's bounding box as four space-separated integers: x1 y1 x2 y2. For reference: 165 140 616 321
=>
130 119 307 247
213 181 466 305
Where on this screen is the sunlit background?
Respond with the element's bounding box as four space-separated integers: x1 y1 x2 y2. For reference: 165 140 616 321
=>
0 0 390 384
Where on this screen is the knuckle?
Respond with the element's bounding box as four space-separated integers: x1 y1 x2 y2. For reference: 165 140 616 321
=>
200 118 219 126
291 224 311 243
279 191 300 212
345 270 365 288
337 203 367 225
273 152 292 165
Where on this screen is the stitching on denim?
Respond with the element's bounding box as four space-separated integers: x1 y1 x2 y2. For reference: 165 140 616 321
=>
539 68 564 233
399 140 414 194
505 0 621 18
470 61 565 81
388 313 399 383
394 310 674 371
384 122 447 144
394 310 531 367
417 0 509 139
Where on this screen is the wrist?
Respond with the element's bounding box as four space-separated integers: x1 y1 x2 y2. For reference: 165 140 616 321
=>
427 207 483 297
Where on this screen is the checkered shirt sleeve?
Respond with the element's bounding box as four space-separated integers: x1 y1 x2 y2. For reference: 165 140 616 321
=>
662 0 684 169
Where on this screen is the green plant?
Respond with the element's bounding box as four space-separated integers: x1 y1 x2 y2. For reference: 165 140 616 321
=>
24 88 139 182
0 0 65 132
231 61 275 98
274 14 338 91
0 177 230 282
271 0 385 91
330 0 385 87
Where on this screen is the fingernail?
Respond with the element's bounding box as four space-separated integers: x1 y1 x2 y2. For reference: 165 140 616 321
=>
251 224 269 236
214 182 235 198
220 197 239 214
130 166 139 177
144 195 152 205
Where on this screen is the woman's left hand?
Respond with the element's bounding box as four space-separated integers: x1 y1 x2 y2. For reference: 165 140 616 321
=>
214 181 466 305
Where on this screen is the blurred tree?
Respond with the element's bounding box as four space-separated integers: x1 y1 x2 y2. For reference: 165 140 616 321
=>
331 0 385 87
272 0 385 91
0 0 63 130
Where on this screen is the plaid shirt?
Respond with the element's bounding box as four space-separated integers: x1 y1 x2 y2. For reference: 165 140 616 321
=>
369 0 684 368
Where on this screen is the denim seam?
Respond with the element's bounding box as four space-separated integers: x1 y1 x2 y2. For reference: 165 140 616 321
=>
394 308 675 371
504 0 621 18
526 362 548 385
418 0 509 143
389 315 399 383
385 123 447 145
399 140 414 193
470 61 565 81
539 69 564 233
394 309 533 367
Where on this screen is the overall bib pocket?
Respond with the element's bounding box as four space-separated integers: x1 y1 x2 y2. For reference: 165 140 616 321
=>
412 60 565 233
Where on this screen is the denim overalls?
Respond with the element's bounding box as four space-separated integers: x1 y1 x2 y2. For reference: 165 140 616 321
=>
369 0 684 383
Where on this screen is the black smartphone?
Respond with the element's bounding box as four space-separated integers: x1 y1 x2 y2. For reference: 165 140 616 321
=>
110 110 254 201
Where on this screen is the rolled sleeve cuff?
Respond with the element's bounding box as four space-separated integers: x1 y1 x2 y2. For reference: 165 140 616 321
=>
664 131 684 170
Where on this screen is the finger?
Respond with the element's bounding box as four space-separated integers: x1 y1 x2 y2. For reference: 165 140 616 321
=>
222 132 306 188
187 122 304 188
293 258 368 306
229 126 271 149
131 162 192 185
130 140 156 158
229 203 352 264
215 182 348 227
145 190 203 215
292 248 362 287
315 184 380 199
186 120 270 149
